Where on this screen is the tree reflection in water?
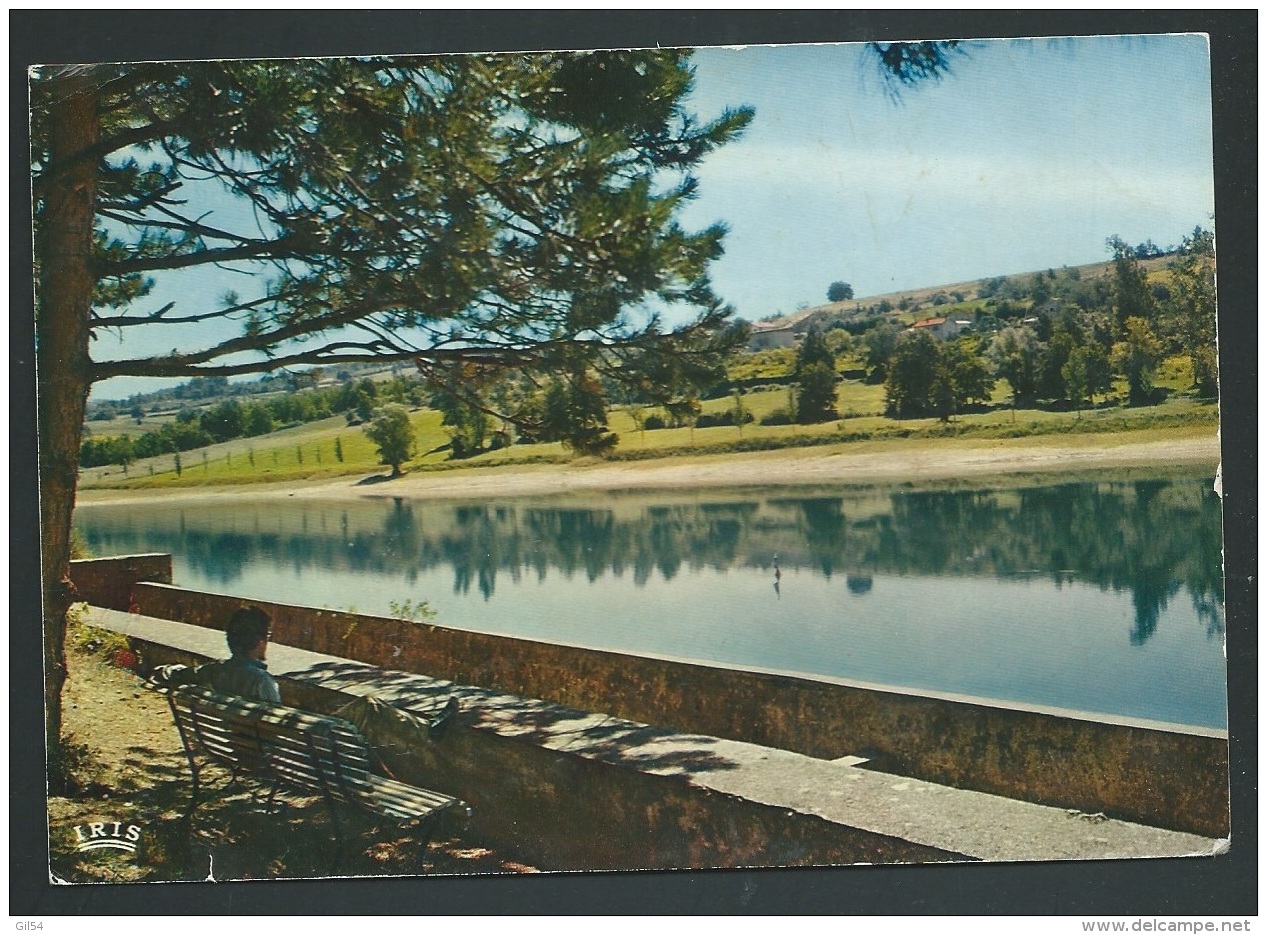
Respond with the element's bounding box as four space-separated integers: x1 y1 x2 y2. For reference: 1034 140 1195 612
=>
79 475 1224 648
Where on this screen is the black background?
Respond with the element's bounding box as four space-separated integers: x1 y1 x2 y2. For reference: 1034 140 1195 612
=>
10 10 1256 917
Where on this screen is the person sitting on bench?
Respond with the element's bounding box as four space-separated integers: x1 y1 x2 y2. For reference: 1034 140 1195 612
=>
152 605 459 748
199 606 281 704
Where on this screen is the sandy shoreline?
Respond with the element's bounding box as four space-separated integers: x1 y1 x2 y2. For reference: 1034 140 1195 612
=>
76 433 1221 506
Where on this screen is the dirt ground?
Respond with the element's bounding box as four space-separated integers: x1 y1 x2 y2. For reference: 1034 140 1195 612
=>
46 637 540 883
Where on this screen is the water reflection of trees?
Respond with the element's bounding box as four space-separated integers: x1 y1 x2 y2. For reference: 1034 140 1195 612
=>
79 477 1223 644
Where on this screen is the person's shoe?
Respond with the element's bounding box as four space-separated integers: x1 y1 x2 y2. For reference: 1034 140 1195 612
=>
428 696 460 742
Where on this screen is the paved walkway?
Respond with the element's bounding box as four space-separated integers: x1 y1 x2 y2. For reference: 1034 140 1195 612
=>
88 606 1223 863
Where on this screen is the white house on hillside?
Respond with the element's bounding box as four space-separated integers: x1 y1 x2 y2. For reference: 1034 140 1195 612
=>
909 317 971 340
747 323 798 351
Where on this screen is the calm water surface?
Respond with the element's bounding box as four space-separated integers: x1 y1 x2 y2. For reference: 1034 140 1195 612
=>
77 473 1228 728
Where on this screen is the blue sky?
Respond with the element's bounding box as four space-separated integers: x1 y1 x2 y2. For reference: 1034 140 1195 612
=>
89 34 1215 400
680 34 1214 318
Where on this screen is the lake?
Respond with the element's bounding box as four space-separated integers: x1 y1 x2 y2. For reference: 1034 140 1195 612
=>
76 472 1228 728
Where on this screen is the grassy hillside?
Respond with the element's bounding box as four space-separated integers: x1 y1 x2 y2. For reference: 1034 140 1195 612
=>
77 249 1215 492
78 355 1217 491
777 254 1177 333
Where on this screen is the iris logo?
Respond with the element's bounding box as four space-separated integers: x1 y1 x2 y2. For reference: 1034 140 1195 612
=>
71 820 142 854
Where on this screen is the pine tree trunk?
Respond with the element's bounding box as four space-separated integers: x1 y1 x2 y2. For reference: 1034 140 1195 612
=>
36 73 98 776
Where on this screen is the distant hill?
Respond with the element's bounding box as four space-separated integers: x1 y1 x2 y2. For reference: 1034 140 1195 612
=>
86 359 408 418
766 253 1177 334
87 251 1180 424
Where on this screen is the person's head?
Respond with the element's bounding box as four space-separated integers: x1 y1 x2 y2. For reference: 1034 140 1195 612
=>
226 606 272 660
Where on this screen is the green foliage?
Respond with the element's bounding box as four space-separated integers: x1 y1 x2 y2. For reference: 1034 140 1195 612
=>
35 50 757 482
792 325 838 423
868 40 963 90
1062 346 1092 415
80 360 1220 492
363 403 416 475
1060 340 1113 414
48 734 107 799
79 434 135 469
243 403 275 437
528 372 619 457
343 379 375 422
794 324 833 375
795 363 839 423
1188 346 1220 400
990 325 1040 403
885 332 941 417
69 529 92 560
432 374 492 460
1167 226 1218 397
862 321 902 381
695 408 755 430
827 281 854 302
1107 235 1158 326
79 379 392 467
661 397 702 432
885 333 994 420
200 399 243 443
1113 317 1165 405
727 346 795 383
1029 272 1052 306
1036 324 1077 400
1083 341 1113 400
730 391 749 436
940 341 995 409
388 599 438 624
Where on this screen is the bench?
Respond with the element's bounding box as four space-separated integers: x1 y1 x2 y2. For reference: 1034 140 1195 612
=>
160 683 471 870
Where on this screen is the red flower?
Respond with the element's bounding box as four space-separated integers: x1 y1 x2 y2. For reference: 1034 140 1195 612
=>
114 649 137 670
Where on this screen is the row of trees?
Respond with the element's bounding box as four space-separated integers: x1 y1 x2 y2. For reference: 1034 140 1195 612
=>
870 228 1217 420
885 332 995 419
78 376 426 467
81 227 1218 466
86 363 404 422
423 225 1216 441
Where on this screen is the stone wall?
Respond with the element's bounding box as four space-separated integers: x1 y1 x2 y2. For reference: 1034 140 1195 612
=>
289 678 964 870
70 554 172 611
128 579 1228 838
130 636 961 870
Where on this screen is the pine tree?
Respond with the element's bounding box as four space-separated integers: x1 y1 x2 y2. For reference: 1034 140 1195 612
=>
793 324 838 423
30 40 960 767
1107 235 1158 327
30 53 752 752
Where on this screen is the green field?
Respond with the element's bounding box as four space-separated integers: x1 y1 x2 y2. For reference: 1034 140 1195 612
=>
78 354 1219 491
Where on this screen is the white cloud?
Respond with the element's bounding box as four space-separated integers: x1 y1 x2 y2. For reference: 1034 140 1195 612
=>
693 138 1213 223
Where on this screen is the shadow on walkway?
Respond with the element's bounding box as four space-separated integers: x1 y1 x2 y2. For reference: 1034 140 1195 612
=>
297 659 741 777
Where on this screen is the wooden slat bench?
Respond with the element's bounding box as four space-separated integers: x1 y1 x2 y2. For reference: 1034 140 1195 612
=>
159 684 471 870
